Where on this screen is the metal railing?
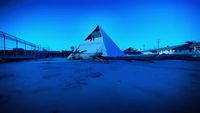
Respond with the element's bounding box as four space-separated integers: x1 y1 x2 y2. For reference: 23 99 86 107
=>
0 31 41 57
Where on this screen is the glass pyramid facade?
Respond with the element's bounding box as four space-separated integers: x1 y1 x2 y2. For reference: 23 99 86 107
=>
78 26 124 57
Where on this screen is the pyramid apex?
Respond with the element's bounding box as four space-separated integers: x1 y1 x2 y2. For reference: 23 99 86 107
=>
96 25 101 29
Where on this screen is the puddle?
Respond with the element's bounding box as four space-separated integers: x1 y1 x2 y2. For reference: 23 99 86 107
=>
74 67 94 73
30 87 51 94
42 73 62 79
0 94 11 105
0 74 15 80
86 71 102 78
63 78 88 90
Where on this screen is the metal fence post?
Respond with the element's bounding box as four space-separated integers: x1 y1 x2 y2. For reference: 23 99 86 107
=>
2 32 6 56
24 44 26 56
16 40 18 56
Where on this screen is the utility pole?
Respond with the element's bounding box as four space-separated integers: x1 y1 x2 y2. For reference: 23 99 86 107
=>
157 39 160 48
143 44 146 51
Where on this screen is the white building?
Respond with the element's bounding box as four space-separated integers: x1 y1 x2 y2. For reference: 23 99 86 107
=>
141 41 200 56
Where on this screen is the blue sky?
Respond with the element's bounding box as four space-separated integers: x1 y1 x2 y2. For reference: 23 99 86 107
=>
0 0 200 50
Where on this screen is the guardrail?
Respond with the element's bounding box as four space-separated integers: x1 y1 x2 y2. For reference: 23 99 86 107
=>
0 31 42 57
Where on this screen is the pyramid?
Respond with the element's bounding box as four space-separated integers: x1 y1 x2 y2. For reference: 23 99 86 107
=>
77 25 124 57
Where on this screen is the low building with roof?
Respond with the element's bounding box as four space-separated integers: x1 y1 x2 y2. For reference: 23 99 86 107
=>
141 41 200 56
123 47 142 55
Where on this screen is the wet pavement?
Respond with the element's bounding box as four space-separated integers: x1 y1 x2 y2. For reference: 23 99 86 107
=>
0 58 200 113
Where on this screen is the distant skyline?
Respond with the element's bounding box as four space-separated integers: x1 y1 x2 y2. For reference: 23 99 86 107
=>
0 0 200 50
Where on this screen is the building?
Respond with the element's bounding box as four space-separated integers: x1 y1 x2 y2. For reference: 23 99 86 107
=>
141 41 200 56
124 47 141 55
77 25 124 57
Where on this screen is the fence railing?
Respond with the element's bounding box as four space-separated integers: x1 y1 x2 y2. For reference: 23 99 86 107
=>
0 31 42 57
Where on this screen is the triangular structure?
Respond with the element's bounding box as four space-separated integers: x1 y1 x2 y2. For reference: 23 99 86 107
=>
77 25 124 57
